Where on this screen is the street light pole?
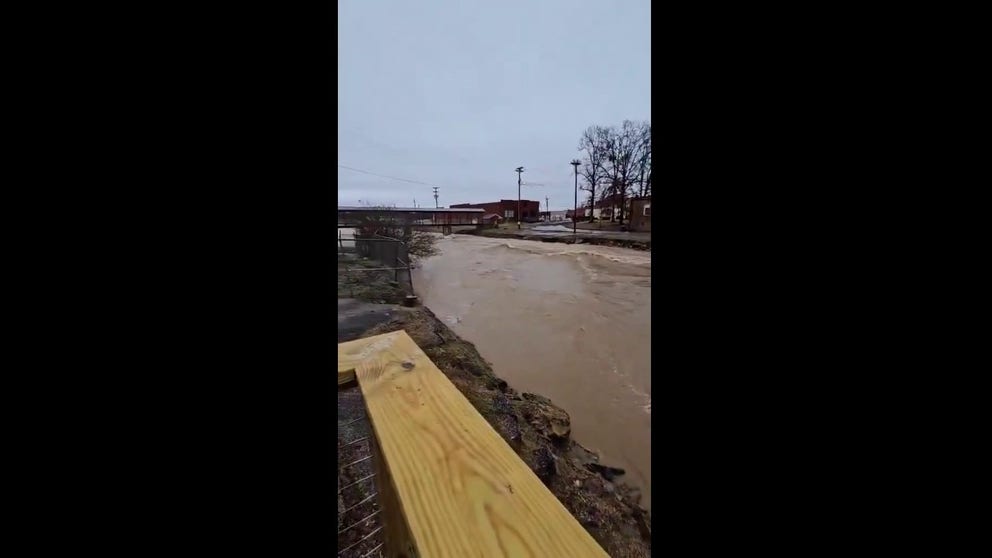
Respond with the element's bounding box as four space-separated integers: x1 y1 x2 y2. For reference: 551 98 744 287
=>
515 166 524 229
570 159 581 234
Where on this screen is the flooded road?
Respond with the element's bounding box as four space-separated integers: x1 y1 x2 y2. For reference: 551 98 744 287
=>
413 233 652 510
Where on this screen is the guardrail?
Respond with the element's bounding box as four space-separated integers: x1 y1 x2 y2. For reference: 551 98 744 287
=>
338 330 609 557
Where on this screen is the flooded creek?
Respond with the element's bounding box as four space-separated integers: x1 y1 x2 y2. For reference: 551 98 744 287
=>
413 233 652 510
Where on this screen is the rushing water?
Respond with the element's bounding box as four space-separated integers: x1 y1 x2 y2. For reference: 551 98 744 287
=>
413 233 652 510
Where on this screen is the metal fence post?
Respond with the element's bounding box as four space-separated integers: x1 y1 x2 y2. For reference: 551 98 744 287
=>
407 257 414 294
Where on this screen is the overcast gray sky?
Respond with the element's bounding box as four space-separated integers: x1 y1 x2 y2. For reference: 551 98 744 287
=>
338 0 650 211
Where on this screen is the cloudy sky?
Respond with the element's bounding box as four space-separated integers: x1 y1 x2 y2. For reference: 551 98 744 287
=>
338 0 650 211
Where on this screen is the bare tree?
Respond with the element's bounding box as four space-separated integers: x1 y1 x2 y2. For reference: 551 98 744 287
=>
354 206 439 261
576 120 651 225
632 121 651 198
595 126 619 223
577 125 610 223
598 121 641 225
643 155 651 197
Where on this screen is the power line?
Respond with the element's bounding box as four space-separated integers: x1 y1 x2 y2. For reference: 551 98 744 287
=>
338 165 437 187
339 128 474 166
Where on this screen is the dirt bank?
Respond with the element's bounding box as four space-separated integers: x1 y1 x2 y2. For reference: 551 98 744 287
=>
338 299 651 557
456 227 651 251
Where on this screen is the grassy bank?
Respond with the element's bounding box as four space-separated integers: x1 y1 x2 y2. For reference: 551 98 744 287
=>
337 252 409 303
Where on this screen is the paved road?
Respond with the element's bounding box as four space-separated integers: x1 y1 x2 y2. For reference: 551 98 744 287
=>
337 298 406 342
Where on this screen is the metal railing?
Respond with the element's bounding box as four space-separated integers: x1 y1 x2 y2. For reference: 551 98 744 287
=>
337 408 384 557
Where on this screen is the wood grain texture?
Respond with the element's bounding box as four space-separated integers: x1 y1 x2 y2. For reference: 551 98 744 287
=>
372 433 418 557
342 330 609 558
338 331 402 386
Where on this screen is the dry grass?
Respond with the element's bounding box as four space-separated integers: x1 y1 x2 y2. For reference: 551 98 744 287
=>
337 255 408 304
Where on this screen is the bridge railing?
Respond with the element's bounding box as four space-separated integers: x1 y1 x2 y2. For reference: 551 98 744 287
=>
337 330 610 557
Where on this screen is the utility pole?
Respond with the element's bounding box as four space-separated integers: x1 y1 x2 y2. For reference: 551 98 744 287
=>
432 186 439 208
570 159 581 234
515 166 524 229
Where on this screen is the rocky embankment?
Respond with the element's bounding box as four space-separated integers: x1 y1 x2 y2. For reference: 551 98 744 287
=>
337 298 651 557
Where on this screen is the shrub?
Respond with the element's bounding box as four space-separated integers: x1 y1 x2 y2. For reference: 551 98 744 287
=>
354 207 439 262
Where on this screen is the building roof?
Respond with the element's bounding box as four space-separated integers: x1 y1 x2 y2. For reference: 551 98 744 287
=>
451 200 541 207
337 206 484 213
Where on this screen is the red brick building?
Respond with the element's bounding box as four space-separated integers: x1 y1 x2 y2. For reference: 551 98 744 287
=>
450 199 541 222
565 207 586 220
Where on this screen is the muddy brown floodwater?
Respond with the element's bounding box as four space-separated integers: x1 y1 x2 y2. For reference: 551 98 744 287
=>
413 233 652 511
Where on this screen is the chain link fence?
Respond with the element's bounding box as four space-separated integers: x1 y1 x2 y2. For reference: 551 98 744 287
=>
337 227 411 557
337 232 414 297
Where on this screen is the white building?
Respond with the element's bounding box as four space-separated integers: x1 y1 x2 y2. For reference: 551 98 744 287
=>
541 210 569 222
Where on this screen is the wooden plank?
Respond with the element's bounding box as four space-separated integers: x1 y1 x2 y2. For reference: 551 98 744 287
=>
337 331 404 387
346 330 609 558
371 433 418 557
